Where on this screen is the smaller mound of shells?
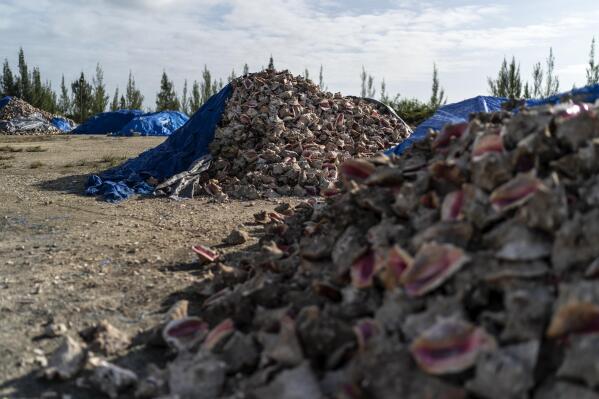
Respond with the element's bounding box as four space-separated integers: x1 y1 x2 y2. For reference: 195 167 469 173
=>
206 69 411 198
0 97 72 135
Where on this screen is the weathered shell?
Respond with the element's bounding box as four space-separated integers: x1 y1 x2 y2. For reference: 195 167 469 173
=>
546 302 599 338
192 245 219 263
203 318 235 351
490 174 546 212
353 319 381 350
350 251 377 288
441 190 465 221
380 245 413 288
401 243 470 297
163 317 208 352
472 133 504 160
410 318 497 375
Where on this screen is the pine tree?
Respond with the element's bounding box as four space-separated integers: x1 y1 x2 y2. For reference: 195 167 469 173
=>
587 38 599 85
380 79 389 104
318 65 326 91
268 55 275 70
1 59 17 97
119 94 126 110
200 65 216 105
523 82 531 99
125 71 144 109
360 66 375 98
110 87 119 111
71 72 93 123
488 57 522 98
544 48 559 97
30 67 43 108
155 71 180 111
190 80 201 112
532 62 543 98
430 63 447 109
243 64 249 75
228 69 237 83
180 79 189 115
91 63 109 114
58 75 71 115
304 68 310 80
17 47 31 102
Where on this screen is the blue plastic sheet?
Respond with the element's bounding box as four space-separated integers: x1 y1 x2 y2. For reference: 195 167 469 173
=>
50 117 74 132
71 110 143 134
525 83 599 107
115 111 189 136
386 96 506 156
86 84 233 202
0 96 11 110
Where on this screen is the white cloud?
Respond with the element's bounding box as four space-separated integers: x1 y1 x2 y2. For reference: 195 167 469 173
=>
0 0 598 106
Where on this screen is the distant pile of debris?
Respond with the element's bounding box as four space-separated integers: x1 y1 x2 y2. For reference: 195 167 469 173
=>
0 96 74 135
46 101 599 398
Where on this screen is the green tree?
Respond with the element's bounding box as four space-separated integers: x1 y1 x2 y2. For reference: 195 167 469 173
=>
30 67 43 108
71 72 93 123
360 66 375 98
243 63 249 75
587 38 599 85
16 47 31 102
190 80 201 112
304 68 310 80
532 62 543 98
429 63 447 109
91 63 109 114
544 47 559 97
58 75 71 115
110 87 119 111
523 82 531 99
388 97 434 127
1 59 17 97
125 71 144 109
180 79 189 115
155 71 180 111
119 94 126 110
200 65 218 105
228 69 237 83
488 57 522 99
380 79 389 104
268 55 275 70
318 65 326 91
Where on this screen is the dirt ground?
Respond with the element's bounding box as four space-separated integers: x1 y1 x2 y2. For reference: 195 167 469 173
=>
0 134 296 398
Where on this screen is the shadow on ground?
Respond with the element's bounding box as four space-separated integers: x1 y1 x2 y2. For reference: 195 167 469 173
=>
34 174 90 196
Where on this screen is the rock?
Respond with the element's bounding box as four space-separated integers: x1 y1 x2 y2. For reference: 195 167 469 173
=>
89 359 138 399
224 229 250 245
43 336 86 380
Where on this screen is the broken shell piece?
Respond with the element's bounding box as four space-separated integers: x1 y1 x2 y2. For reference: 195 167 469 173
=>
546 302 599 338
202 318 235 351
89 359 138 399
472 133 504 160
192 244 219 263
410 318 497 375
350 251 376 289
162 317 208 352
340 159 375 184
264 316 304 366
43 336 87 380
432 122 469 151
401 243 470 297
353 319 381 350
441 190 465 221
490 174 546 212
380 245 413 289
82 320 130 356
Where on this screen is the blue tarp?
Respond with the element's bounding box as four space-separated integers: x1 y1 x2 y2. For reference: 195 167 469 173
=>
51 117 74 132
387 84 599 156
71 110 143 135
386 96 507 156
0 96 11 110
115 111 189 137
86 84 233 202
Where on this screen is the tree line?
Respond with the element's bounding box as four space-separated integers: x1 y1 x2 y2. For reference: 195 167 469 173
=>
3 41 599 125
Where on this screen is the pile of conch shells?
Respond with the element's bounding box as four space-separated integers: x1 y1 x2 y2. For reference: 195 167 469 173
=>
206 69 411 199
47 102 599 398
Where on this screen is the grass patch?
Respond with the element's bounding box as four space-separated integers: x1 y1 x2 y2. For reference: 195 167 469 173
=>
0 145 23 153
0 154 15 161
64 155 126 168
24 146 47 152
100 155 126 166
29 161 44 169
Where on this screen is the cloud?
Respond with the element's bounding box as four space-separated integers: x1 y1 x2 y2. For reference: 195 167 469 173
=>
0 0 597 106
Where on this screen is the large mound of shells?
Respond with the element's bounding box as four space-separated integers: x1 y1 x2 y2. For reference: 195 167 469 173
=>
207 69 411 199
46 102 599 398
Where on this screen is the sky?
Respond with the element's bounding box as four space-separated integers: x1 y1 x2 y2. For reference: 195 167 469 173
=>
1 0 598 109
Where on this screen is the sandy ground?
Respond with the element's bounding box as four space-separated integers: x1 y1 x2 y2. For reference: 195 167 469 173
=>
0 134 295 398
